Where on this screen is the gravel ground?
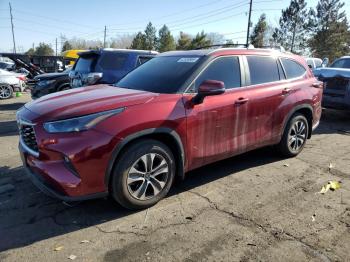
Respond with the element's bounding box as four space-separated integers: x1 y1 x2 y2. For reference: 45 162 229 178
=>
0 93 349 262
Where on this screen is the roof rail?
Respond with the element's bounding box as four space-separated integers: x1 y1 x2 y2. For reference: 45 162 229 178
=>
257 45 286 52
195 43 251 50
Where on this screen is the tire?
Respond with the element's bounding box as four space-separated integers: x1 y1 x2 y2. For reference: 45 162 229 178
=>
278 113 309 157
59 85 70 91
0 84 13 99
111 139 176 210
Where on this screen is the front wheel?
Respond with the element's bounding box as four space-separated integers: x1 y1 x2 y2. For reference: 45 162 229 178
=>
0 84 13 99
111 139 176 210
278 113 309 157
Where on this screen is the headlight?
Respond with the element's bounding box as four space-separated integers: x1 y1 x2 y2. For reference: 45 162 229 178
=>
43 108 124 133
38 79 56 87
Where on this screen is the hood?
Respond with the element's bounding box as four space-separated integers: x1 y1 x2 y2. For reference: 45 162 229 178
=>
35 72 68 80
314 67 350 80
25 84 157 120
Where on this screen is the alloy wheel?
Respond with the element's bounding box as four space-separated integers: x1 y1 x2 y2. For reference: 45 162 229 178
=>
288 120 307 152
127 153 169 200
0 85 12 99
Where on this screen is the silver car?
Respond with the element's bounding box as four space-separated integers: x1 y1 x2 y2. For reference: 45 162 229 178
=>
0 69 26 99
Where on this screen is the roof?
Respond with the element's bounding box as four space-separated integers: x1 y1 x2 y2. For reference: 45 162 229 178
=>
160 48 287 57
78 48 158 56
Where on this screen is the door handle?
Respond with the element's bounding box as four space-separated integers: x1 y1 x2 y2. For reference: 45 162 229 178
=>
282 88 291 95
235 97 249 104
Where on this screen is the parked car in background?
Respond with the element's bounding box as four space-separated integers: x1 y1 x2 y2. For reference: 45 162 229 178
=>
29 68 71 99
17 48 322 209
0 61 15 71
0 69 26 99
305 57 323 70
69 49 158 88
314 56 350 111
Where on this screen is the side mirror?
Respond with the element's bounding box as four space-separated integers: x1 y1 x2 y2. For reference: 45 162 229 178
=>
192 80 225 105
321 58 329 68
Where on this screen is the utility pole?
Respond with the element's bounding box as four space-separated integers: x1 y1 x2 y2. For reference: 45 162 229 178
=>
55 38 58 56
103 26 107 48
245 0 253 47
9 2 16 53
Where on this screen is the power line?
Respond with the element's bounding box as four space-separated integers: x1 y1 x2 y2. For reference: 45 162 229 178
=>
13 17 91 34
13 9 100 30
109 0 249 32
171 11 246 31
106 0 231 27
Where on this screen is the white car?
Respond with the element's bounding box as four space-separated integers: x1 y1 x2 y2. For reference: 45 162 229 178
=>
0 69 26 99
306 57 323 69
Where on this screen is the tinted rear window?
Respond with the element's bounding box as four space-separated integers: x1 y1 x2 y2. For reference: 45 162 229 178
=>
117 56 204 94
247 56 280 85
195 57 240 90
99 53 128 70
331 58 350 69
74 56 96 72
281 58 306 79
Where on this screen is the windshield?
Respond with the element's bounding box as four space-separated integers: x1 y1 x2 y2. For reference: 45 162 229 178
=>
116 56 204 94
330 58 350 69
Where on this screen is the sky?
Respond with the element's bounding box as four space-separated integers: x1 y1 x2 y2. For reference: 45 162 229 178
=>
0 0 349 53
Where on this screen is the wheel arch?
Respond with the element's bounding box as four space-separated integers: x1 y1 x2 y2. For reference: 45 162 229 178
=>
282 104 314 140
105 128 185 190
57 82 71 91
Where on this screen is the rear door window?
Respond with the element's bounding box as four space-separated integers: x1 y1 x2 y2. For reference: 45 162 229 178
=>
331 58 350 69
74 56 96 72
195 56 241 90
247 56 280 85
281 58 306 79
99 53 128 70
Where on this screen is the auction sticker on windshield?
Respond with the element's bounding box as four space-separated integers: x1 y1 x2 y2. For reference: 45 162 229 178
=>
177 57 199 63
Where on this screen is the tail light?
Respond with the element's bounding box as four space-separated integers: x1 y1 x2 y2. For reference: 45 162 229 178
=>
17 75 27 81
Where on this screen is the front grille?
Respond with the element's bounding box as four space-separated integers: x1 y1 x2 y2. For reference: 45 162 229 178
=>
20 124 38 152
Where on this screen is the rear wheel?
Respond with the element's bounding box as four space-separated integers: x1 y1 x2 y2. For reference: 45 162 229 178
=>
111 139 175 210
278 113 309 157
0 84 13 99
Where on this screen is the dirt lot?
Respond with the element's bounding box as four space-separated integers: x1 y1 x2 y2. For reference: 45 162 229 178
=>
0 93 349 262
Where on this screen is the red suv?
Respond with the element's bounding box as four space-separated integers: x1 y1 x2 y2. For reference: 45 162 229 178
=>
17 48 323 209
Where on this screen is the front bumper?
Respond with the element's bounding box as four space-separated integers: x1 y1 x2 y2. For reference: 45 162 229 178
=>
322 96 350 111
19 142 108 202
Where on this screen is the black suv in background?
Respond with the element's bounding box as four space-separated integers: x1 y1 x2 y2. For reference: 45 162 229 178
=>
29 68 71 99
69 49 158 88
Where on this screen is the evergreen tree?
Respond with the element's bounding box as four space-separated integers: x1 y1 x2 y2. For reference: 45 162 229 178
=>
144 22 158 50
28 43 54 56
176 32 192 50
158 25 176 52
250 14 267 48
61 41 73 52
308 0 350 62
273 0 308 53
189 31 212 49
130 32 146 49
